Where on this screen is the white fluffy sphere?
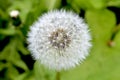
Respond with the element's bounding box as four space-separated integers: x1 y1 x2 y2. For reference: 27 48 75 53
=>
10 10 19 18
27 10 92 71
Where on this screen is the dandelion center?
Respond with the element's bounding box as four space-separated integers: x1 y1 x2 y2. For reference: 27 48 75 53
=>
49 28 71 49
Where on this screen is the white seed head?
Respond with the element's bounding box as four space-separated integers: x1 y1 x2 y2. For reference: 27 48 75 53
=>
27 10 92 71
9 10 19 17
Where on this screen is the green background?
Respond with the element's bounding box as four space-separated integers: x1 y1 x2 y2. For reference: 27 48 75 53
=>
0 0 120 80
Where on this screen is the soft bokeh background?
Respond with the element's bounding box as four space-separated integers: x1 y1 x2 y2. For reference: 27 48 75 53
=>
0 0 120 80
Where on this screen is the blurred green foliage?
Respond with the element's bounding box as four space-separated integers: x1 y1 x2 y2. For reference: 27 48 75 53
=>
0 0 120 80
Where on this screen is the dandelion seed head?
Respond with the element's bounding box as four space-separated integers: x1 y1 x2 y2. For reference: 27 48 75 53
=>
9 10 19 18
27 10 92 71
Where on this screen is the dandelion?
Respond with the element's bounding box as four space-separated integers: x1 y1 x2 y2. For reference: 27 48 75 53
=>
9 10 19 18
9 10 21 26
27 10 91 71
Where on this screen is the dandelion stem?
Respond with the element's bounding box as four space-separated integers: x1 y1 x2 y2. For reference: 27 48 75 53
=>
108 24 120 47
110 24 120 41
56 71 60 80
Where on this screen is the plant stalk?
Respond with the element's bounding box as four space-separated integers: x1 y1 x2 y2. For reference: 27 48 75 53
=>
56 71 60 80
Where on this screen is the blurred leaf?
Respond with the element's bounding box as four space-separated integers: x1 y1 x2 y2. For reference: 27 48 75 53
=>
69 0 107 10
15 30 29 55
89 0 107 9
0 27 16 35
14 71 35 80
17 40 29 55
11 54 29 71
0 35 5 40
10 39 29 71
67 0 89 9
0 62 6 71
32 0 61 10
65 0 80 13
34 61 56 80
5 64 19 80
85 9 116 41
107 0 120 7
0 39 28 71
21 0 47 36
0 41 13 60
46 0 61 10
0 0 11 11
90 0 107 9
0 9 9 28
14 72 28 80
21 12 37 36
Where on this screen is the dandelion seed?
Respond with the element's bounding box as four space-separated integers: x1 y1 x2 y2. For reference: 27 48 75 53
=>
27 10 92 71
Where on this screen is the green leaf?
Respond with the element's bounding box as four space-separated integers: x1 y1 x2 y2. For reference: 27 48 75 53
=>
5 64 19 80
89 0 107 9
0 35 5 40
0 0 11 11
69 0 107 10
0 39 28 71
67 0 90 9
11 54 29 71
46 0 61 10
107 0 120 7
14 72 28 80
15 30 29 55
65 0 80 13
0 9 9 28
0 27 16 35
17 40 29 55
85 9 116 41
10 40 29 71
0 41 13 60
0 62 6 71
32 0 61 10
13 71 35 80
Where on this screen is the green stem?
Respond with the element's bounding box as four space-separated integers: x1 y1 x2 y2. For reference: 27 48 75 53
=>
56 71 60 80
110 24 120 41
108 24 120 47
